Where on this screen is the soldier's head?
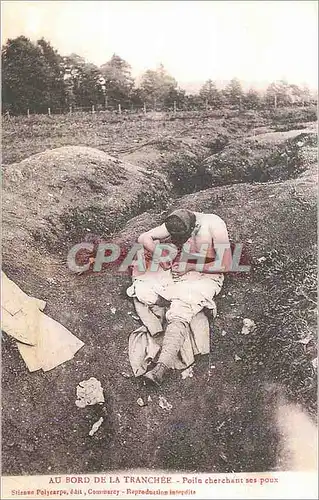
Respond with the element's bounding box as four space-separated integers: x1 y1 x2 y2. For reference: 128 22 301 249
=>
164 209 196 245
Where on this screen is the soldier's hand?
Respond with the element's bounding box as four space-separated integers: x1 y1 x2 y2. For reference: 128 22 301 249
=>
171 262 187 276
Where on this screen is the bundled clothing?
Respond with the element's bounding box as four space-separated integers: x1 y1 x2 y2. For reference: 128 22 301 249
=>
127 266 223 375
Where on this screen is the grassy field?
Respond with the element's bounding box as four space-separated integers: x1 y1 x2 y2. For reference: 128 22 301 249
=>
2 106 318 475
2 106 317 164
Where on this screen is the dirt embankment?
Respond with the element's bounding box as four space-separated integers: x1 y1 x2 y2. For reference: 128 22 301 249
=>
2 146 170 255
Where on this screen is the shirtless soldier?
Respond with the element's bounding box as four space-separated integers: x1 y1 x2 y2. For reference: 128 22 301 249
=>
136 209 232 385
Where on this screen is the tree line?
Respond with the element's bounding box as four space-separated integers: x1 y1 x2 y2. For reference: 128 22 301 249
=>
2 36 317 115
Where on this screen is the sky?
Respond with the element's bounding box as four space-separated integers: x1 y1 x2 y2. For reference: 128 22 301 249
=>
1 1 318 91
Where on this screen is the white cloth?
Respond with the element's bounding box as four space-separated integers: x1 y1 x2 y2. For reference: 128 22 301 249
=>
1 271 84 372
127 269 223 320
126 269 223 375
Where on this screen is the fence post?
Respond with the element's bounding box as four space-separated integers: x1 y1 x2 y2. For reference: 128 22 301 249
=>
69 105 72 115
48 107 51 116
173 101 177 114
92 105 95 114
104 95 108 110
27 109 30 118
118 103 122 114
143 102 146 114
274 94 277 109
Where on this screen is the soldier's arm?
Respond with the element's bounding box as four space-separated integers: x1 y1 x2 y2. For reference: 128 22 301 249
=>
137 224 170 254
211 218 232 272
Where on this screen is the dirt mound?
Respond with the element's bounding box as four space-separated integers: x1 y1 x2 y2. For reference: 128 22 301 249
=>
138 129 316 196
122 136 210 171
246 123 317 144
200 130 317 187
119 165 317 253
2 146 169 252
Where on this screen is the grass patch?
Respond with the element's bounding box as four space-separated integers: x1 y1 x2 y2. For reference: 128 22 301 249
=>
251 250 317 414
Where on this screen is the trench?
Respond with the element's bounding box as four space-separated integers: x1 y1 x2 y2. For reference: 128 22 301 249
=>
42 128 317 256
1 114 317 476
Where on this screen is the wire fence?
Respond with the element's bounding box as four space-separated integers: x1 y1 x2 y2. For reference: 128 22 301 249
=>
2 99 317 119
3 102 200 117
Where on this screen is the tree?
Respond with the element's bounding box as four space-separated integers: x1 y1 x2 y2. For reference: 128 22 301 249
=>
287 83 312 106
37 38 66 110
139 64 178 109
62 54 104 108
265 80 292 108
199 79 222 108
183 93 203 110
100 54 134 108
223 78 244 107
164 86 186 109
130 87 144 108
243 88 261 110
139 69 158 105
2 36 66 114
300 84 312 105
76 63 104 108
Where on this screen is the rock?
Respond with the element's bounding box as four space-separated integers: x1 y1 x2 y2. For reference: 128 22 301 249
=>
242 318 256 335
257 256 266 263
159 396 172 411
75 377 105 408
89 417 104 436
137 397 146 407
181 366 194 379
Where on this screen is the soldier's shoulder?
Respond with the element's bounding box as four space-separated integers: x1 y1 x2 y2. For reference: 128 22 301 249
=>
196 212 226 226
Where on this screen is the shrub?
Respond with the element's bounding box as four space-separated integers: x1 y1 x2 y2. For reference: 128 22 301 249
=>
204 133 230 154
163 152 212 195
267 106 317 125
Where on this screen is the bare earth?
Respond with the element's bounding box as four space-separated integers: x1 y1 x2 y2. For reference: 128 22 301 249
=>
2 108 317 475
